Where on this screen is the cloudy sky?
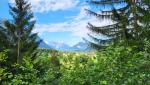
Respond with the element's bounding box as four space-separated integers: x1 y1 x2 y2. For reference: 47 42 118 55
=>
0 0 110 46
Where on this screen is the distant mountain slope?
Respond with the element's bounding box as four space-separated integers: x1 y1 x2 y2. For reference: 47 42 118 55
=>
71 42 89 52
39 41 52 49
46 41 91 52
37 37 52 49
37 38 92 52
48 42 70 51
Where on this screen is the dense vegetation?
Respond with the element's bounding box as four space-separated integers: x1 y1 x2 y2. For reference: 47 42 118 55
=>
86 0 150 49
2 45 150 85
0 0 150 85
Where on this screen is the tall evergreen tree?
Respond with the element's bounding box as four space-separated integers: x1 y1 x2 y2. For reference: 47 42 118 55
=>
86 0 150 49
0 0 40 64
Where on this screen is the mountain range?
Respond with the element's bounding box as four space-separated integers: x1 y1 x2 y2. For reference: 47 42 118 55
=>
38 39 90 52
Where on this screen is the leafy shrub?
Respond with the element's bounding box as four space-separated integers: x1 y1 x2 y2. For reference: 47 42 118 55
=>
1 44 150 85
59 45 150 85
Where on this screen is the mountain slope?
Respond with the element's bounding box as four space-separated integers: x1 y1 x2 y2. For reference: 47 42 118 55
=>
39 41 51 49
38 39 92 52
37 37 52 49
48 42 70 51
71 42 89 51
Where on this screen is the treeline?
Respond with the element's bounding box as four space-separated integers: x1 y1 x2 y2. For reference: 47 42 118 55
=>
0 0 150 85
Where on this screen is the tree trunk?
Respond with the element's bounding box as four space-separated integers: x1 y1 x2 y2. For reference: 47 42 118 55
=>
17 33 21 64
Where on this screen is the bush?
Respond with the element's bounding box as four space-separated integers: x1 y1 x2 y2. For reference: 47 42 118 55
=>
1 44 150 85
59 45 150 85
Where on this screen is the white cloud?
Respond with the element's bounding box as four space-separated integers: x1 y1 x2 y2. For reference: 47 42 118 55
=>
9 0 112 38
74 5 90 20
33 7 112 38
9 0 79 13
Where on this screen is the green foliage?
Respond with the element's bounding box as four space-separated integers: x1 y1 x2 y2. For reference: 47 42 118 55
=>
1 56 38 85
0 50 7 63
0 0 39 64
0 0 150 85
59 44 150 85
1 43 150 84
33 49 61 85
86 0 150 49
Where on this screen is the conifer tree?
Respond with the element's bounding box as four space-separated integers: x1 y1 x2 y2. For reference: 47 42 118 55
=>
0 0 40 64
86 0 150 49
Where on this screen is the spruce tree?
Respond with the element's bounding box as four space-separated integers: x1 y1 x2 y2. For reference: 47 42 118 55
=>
0 0 39 64
86 0 150 49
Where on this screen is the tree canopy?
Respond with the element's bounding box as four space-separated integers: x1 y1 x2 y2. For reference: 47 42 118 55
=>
86 0 150 49
0 0 40 64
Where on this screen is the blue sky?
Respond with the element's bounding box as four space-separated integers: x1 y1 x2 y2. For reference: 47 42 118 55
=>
0 0 111 46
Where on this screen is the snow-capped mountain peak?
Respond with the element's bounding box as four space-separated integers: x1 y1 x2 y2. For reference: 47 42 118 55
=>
39 40 91 52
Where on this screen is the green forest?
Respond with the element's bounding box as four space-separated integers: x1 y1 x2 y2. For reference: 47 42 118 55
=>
0 0 150 85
